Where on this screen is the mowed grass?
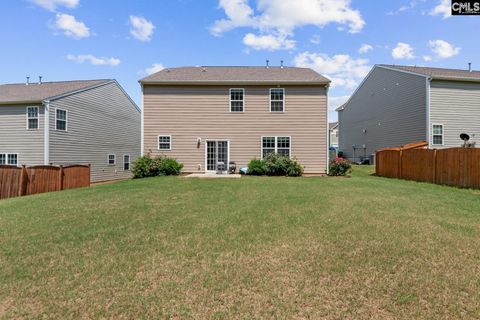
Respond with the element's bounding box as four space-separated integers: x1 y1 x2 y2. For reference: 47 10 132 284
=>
1 166 480 319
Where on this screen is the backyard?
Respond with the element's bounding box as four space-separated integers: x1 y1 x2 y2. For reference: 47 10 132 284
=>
1 166 480 319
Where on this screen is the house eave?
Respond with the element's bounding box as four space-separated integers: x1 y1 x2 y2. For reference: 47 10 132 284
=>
139 80 330 86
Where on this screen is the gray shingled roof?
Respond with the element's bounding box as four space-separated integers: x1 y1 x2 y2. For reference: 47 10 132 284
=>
140 66 330 84
0 79 112 104
379 64 480 82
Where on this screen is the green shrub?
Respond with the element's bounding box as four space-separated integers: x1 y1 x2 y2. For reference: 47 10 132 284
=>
247 159 265 175
132 154 183 178
251 153 304 177
328 157 352 176
160 157 184 175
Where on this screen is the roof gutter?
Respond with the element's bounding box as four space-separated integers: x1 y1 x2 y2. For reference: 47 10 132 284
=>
139 80 330 86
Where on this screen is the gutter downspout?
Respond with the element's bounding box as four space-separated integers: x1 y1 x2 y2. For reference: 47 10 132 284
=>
426 77 431 147
43 100 50 165
325 84 329 175
140 84 144 156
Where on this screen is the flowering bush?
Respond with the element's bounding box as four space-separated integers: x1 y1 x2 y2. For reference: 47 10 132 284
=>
132 154 183 178
328 157 352 176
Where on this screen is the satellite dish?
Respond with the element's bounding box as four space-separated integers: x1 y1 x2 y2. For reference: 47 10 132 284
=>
460 133 470 141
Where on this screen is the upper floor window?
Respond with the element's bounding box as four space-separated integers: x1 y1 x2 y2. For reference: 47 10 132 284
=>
262 136 291 159
158 135 171 150
0 153 18 166
108 154 116 165
432 124 443 145
230 88 244 112
270 88 284 112
26 106 39 129
56 109 67 131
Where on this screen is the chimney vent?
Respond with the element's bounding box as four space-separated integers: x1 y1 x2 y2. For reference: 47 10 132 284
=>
38 76 42 84
280 60 284 69
26 76 30 85
468 62 472 72
265 59 269 69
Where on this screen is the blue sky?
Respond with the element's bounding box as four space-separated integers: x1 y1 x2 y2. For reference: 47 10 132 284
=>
0 0 478 121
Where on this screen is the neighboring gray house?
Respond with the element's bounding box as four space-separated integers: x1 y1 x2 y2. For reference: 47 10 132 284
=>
337 64 480 162
0 79 141 182
329 122 339 148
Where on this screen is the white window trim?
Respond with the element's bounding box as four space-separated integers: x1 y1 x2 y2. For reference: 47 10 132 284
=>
269 88 285 113
55 108 68 131
260 136 292 159
0 153 19 166
229 88 245 113
107 154 116 165
157 135 172 150
123 154 131 171
432 123 444 146
26 106 39 130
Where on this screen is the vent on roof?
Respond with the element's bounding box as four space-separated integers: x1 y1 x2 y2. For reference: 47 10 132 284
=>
468 62 472 72
26 76 30 86
280 60 284 69
266 59 269 69
201 67 206 72
38 76 42 84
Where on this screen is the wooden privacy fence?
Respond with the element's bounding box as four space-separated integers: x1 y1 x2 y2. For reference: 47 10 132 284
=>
0 164 90 200
376 144 480 189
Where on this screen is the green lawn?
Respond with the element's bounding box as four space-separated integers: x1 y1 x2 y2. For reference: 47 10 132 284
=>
1 166 480 319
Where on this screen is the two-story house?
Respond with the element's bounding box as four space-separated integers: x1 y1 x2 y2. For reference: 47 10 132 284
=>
140 66 330 174
0 78 141 182
338 64 480 162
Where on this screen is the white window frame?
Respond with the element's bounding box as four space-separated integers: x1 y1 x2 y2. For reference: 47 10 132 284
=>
107 154 116 165
55 108 68 131
432 123 444 146
158 135 172 150
123 154 131 171
261 136 292 159
229 88 245 113
26 106 39 130
269 88 285 113
0 153 19 166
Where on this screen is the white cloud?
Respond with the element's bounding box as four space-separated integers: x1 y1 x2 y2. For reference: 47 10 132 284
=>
423 55 432 62
310 34 321 44
144 63 164 75
428 40 460 59
30 0 78 11
387 0 426 15
129 15 155 42
243 33 295 50
358 44 373 54
391 42 415 59
294 52 370 89
54 13 90 39
66 54 120 66
211 0 365 50
329 95 350 111
430 0 451 18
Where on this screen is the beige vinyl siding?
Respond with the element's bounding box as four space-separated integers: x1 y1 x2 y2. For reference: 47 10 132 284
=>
143 85 327 174
338 67 427 161
49 82 141 182
429 80 480 147
0 104 44 165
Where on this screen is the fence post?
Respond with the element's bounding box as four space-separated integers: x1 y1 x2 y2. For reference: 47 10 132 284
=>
432 149 437 184
398 150 403 179
18 165 27 197
58 165 64 191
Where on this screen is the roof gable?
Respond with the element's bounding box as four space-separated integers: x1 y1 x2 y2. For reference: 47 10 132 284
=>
378 64 480 82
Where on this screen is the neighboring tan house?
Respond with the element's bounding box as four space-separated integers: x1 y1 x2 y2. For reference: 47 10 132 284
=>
140 66 330 174
337 64 480 162
329 122 339 148
0 78 141 182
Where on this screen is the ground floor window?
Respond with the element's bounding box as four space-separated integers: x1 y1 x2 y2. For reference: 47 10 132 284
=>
0 153 18 165
123 154 130 171
108 154 116 165
158 135 171 150
432 124 444 145
262 136 291 159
